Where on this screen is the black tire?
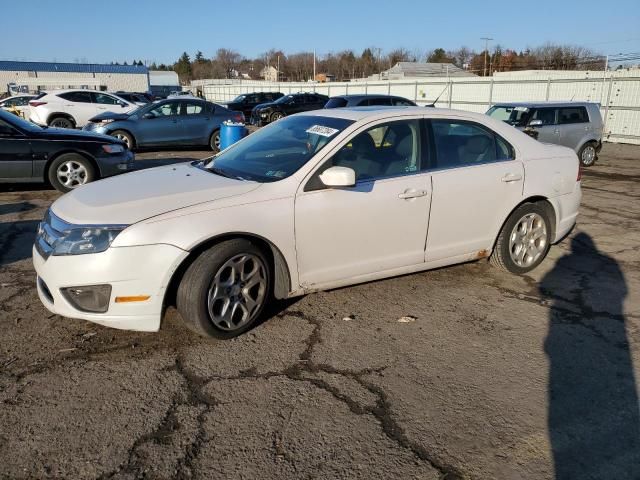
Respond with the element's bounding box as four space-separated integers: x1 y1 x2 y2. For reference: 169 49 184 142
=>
111 130 134 150
209 130 220 152
270 111 284 123
177 239 271 339
578 141 598 167
48 116 75 129
490 202 552 274
47 153 96 192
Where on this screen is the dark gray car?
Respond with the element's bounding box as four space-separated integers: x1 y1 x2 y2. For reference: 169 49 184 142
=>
487 101 603 166
83 98 244 152
324 94 417 108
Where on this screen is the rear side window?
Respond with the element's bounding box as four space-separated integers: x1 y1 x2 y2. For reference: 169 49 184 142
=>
558 107 588 124
184 102 204 115
392 98 416 106
92 93 120 105
59 91 92 103
530 108 556 125
368 97 392 106
325 98 348 108
431 120 514 168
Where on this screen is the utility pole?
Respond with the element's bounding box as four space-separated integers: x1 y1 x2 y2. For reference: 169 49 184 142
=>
313 50 316 81
277 55 280 82
480 37 493 76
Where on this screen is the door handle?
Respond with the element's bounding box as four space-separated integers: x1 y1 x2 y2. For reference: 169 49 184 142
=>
398 189 428 199
501 173 522 183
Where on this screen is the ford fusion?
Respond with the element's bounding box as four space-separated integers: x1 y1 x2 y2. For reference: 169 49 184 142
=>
33 107 581 338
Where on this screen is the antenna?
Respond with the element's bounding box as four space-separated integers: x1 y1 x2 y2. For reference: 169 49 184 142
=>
429 84 449 107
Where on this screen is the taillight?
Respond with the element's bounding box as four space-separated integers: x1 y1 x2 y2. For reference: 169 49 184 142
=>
577 165 582 181
29 101 47 107
232 112 245 123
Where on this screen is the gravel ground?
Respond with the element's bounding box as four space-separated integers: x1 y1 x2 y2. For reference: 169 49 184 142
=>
0 143 638 479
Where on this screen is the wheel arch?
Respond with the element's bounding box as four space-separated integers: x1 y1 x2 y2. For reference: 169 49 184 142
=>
43 149 100 183
492 196 557 251
163 232 292 311
46 112 76 127
109 128 137 149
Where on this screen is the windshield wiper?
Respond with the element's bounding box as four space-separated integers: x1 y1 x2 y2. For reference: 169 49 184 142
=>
209 166 245 181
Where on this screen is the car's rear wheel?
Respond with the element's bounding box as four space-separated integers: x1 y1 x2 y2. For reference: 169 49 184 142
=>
111 130 134 150
491 202 552 274
209 130 221 152
578 141 598 167
177 239 271 338
270 111 284 122
48 116 75 129
47 153 96 192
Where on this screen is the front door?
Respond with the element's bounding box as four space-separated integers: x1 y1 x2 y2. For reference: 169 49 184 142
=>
295 118 431 287
137 101 183 146
0 119 32 179
529 107 559 145
426 119 524 261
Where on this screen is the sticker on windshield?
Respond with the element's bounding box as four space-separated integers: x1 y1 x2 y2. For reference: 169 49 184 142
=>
514 106 530 112
306 125 340 137
265 170 287 178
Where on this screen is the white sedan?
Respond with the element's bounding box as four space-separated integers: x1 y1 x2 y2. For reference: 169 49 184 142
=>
33 107 581 337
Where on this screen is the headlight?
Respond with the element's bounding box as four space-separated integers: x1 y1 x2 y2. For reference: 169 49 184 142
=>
102 144 125 154
52 226 125 255
100 118 115 125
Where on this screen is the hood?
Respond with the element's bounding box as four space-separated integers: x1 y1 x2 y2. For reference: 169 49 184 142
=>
38 126 119 143
253 102 276 112
51 162 261 225
88 111 132 122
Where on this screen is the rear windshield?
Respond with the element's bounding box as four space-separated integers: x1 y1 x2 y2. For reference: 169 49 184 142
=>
324 98 348 109
205 115 353 182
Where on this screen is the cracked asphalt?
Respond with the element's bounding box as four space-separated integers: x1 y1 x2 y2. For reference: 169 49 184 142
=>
1 144 639 480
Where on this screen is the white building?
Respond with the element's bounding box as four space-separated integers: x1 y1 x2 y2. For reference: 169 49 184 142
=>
0 61 149 94
260 66 278 82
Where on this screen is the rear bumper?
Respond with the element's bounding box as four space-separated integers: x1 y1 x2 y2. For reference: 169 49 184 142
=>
550 184 582 243
33 243 188 332
96 150 136 177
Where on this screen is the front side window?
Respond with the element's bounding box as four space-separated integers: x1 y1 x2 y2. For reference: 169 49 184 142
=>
59 91 92 103
558 107 588 124
393 98 416 106
93 93 120 105
0 119 19 136
206 115 353 183
432 120 513 168
322 119 422 182
368 97 392 106
325 97 348 109
486 105 530 127
149 101 180 117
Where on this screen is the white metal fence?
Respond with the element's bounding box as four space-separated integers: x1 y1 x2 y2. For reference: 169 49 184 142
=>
201 73 640 145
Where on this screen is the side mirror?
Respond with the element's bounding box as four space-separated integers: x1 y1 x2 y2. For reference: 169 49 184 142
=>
528 119 543 127
143 112 155 119
319 166 356 188
119 101 128 108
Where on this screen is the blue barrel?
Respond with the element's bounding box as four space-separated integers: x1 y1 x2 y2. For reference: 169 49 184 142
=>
219 122 247 150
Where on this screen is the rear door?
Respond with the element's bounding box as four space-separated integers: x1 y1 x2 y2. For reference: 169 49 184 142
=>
136 100 183 146
92 92 131 116
180 100 211 145
557 106 590 151
425 119 523 262
0 118 32 179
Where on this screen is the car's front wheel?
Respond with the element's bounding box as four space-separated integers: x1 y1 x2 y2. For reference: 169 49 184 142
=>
491 202 552 274
270 111 284 122
47 153 96 192
578 141 598 167
177 239 270 338
111 130 134 150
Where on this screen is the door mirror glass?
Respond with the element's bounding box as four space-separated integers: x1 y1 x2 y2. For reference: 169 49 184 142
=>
528 119 543 127
119 101 128 108
319 166 356 187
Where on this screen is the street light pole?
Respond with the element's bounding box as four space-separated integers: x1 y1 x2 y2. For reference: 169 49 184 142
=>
480 37 493 76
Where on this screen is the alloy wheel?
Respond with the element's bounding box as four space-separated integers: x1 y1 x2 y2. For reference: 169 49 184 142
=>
581 145 596 166
207 253 267 331
56 160 88 188
508 213 548 268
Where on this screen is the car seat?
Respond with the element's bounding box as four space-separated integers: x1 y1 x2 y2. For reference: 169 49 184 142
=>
333 132 378 180
458 135 494 164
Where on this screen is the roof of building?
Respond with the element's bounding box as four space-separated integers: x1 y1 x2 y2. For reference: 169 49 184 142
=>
0 61 148 74
384 62 475 78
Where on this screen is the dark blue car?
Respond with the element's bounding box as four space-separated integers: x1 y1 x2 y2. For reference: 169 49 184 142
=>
83 98 243 152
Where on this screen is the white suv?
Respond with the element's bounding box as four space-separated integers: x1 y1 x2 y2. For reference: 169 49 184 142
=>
29 90 137 129
33 107 581 338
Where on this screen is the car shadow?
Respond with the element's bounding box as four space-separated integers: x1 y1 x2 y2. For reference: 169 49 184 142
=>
540 232 640 479
0 219 39 266
0 201 37 216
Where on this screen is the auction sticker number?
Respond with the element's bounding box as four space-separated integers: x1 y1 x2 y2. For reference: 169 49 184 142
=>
306 125 339 137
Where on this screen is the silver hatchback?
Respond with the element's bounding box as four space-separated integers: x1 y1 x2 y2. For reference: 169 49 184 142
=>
487 101 603 166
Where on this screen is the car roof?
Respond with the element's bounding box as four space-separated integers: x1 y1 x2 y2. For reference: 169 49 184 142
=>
300 106 493 123
331 94 404 100
492 101 600 108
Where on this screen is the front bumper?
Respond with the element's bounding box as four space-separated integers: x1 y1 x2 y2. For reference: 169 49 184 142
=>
33 243 188 332
96 149 136 177
250 111 270 126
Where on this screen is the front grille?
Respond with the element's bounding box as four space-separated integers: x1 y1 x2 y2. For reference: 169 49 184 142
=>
35 209 72 260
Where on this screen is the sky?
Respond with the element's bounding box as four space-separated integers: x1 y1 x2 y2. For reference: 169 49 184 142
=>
1 0 639 65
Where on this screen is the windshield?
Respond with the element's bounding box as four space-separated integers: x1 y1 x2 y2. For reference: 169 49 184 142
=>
487 105 530 127
274 95 293 105
0 109 43 132
206 115 353 182
232 95 246 103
